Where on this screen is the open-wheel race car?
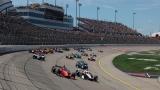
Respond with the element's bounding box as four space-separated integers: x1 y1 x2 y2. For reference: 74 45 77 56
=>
76 60 88 70
62 48 70 51
66 54 74 59
87 48 92 51
51 65 76 79
90 53 97 57
33 53 45 61
88 56 96 61
76 70 98 82
73 53 82 59
43 48 54 54
98 50 104 53
29 49 40 53
81 52 89 57
55 48 63 53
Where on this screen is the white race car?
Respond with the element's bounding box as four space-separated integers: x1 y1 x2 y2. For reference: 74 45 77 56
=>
76 70 98 82
33 53 45 61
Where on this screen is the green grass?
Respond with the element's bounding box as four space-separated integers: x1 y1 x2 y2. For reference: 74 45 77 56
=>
138 49 160 55
113 52 160 75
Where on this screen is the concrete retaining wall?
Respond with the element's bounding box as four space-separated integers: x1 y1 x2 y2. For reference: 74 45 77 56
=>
0 44 160 54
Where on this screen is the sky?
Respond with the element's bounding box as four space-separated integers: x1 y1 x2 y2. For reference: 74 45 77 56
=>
11 0 160 35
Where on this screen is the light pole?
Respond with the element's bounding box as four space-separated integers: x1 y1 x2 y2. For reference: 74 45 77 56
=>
66 4 69 15
79 3 82 18
55 0 57 6
42 0 44 3
97 7 100 20
27 0 29 6
76 0 79 27
27 0 30 17
115 10 118 23
133 12 136 30
78 3 82 29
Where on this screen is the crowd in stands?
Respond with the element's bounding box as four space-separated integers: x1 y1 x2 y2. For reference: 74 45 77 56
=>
0 13 160 45
78 18 160 44
0 13 103 45
78 18 141 36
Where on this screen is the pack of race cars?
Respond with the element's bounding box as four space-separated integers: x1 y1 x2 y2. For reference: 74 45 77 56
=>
54 48 102 82
29 49 48 61
29 47 103 82
29 48 69 61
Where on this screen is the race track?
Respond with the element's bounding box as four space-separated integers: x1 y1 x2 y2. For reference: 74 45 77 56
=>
0 46 160 90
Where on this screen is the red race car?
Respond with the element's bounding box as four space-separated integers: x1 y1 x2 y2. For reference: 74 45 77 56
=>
51 65 76 79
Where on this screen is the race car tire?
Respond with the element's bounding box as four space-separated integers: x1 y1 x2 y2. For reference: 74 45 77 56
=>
94 76 98 82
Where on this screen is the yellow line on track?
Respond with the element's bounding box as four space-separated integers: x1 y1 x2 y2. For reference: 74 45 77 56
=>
97 57 141 90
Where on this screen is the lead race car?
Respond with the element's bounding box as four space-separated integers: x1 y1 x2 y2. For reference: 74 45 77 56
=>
76 70 98 82
51 65 76 79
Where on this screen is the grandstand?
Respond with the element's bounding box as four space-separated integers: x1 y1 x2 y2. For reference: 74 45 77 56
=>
0 13 160 45
0 14 103 45
0 0 15 13
15 3 73 30
0 1 160 45
77 18 160 44
78 18 141 36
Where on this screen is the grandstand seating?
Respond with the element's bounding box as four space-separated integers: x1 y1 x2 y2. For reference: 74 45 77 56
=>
0 14 160 45
78 18 160 44
78 18 142 36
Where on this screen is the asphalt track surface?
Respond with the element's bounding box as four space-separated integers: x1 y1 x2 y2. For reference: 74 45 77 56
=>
0 46 160 90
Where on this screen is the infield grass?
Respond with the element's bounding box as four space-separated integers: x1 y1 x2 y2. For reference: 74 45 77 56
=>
113 50 160 75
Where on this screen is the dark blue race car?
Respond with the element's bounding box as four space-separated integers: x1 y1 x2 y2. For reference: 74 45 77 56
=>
76 60 88 70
